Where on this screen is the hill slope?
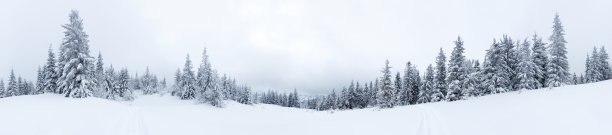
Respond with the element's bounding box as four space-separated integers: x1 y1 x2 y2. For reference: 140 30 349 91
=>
1 81 611 135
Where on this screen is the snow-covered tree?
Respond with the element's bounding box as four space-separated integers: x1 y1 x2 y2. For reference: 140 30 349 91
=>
56 10 95 98
447 36 467 101
418 64 435 103
5 70 19 97
378 60 395 108
599 47 611 80
117 68 134 101
531 34 547 88
0 80 4 98
516 39 538 90
546 13 570 87
401 62 421 105
196 48 214 100
393 72 402 105
172 68 182 96
180 54 197 100
433 48 447 101
201 72 223 107
482 39 509 94
141 67 158 95
42 45 58 93
93 52 105 97
499 35 519 90
35 67 44 94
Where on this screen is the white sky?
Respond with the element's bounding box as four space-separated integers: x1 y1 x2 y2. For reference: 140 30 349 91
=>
1 0 611 95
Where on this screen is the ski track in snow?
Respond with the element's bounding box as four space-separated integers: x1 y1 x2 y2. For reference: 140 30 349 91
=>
415 106 450 135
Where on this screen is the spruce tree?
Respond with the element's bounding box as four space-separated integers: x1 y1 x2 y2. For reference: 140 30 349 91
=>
196 48 214 100
35 67 44 94
6 70 19 97
447 36 467 101
516 39 538 90
180 54 197 100
56 10 95 98
0 80 4 98
419 64 435 103
531 34 548 88
393 72 402 105
378 60 395 108
117 68 134 101
433 48 447 101
483 40 509 94
599 47 611 80
42 45 58 93
547 13 570 87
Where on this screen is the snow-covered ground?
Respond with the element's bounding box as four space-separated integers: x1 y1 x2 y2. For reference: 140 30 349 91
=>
1 81 611 135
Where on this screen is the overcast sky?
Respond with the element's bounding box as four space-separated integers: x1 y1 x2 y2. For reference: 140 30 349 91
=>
1 0 611 95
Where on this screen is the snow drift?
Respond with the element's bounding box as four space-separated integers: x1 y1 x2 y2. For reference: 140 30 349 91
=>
1 81 611 135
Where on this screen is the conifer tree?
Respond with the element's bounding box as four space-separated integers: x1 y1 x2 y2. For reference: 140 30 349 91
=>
42 45 58 93
6 70 19 97
419 64 435 103
0 80 4 98
599 47 611 80
56 10 95 98
531 34 548 88
447 37 467 101
433 48 447 101
378 60 395 108
547 13 570 87
180 54 197 99
516 39 538 90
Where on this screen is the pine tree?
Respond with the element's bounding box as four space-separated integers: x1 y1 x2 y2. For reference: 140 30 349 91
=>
104 65 118 100
483 39 509 94
93 52 105 97
516 39 538 90
117 68 134 101
393 72 402 105
433 48 447 101
599 47 611 80
196 48 214 100
202 72 223 107
378 60 395 108
402 62 421 105
6 70 19 97
0 80 4 98
42 45 58 93
447 36 467 101
56 10 95 98
531 34 548 88
180 54 197 99
419 64 435 103
172 68 182 96
465 61 484 97
547 13 570 87
35 67 44 94
499 35 519 90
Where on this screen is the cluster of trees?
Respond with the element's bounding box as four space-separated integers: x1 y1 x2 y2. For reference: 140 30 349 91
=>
0 70 36 98
171 49 253 107
297 13 605 110
253 90 300 108
580 46 612 84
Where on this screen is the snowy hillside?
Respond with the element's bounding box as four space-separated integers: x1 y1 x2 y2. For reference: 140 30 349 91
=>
1 81 611 135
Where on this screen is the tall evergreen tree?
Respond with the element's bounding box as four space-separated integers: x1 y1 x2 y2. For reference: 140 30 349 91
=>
43 45 58 93
482 39 509 94
117 68 134 101
531 34 548 88
378 60 395 108
393 72 402 105
516 39 538 90
196 48 214 100
56 10 95 98
599 47 611 80
35 67 44 94
547 13 570 87
447 36 467 101
180 54 197 99
433 48 447 101
0 79 4 98
419 64 435 103
6 70 19 97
